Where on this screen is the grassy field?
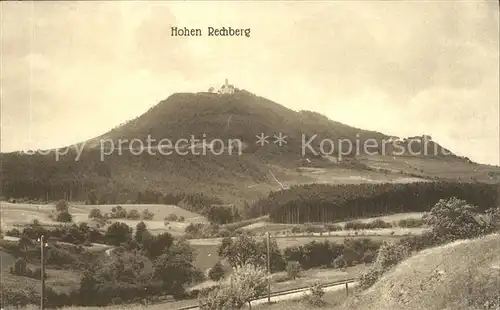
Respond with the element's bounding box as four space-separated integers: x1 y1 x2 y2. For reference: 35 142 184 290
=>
339 233 500 310
254 288 349 309
276 164 427 188
0 202 208 237
1 200 425 274
240 212 426 234
359 154 500 183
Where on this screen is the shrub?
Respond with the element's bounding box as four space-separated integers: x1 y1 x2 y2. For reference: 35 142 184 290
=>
358 241 411 290
185 223 205 238
165 213 178 221
9 258 47 280
332 256 346 269
397 218 425 228
142 209 155 220
6 228 20 237
286 261 301 280
208 261 225 281
302 282 325 307
216 228 231 238
369 219 392 229
56 211 73 222
345 220 392 230
88 208 103 219
204 205 234 225
344 221 364 230
0 284 38 308
10 257 29 276
324 224 342 231
105 222 132 246
55 200 69 212
110 206 127 219
127 209 141 220
423 197 486 243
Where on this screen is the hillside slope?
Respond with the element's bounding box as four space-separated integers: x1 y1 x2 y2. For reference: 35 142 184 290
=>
1 90 497 205
341 234 500 310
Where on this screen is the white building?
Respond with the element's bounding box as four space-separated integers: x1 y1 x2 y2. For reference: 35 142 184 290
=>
219 78 235 94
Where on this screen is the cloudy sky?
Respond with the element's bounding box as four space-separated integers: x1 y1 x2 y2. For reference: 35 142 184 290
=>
1 1 499 165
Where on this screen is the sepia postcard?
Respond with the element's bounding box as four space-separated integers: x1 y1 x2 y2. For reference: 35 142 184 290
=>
0 1 499 310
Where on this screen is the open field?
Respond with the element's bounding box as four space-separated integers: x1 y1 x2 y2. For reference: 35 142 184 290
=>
0 248 16 271
278 165 427 188
0 202 208 236
359 155 500 183
1 201 425 273
240 212 426 234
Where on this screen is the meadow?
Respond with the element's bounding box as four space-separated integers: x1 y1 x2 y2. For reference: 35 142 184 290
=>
0 202 208 237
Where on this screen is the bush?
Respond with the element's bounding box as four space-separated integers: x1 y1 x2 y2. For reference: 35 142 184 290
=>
10 257 29 276
345 219 392 230
397 218 425 228
9 258 47 280
6 228 20 237
302 282 325 307
208 261 225 281
332 256 346 269
0 284 38 308
369 219 392 229
55 200 69 212
127 209 141 220
204 205 234 225
105 222 132 246
141 209 155 220
324 224 342 231
185 223 205 238
110 206 127 219
56 211 73 222
358 241 411 290
286 261 301 280
423 197 486 243
165 213 178 222
88 208 103 219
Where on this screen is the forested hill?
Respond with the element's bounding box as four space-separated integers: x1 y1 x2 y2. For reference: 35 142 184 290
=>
0 90 492 205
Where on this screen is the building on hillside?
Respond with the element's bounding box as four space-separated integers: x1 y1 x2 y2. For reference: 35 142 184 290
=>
219 78 235 94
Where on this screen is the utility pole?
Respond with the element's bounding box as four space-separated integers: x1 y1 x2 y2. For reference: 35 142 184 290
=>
39 235 46 310
266 232 271 304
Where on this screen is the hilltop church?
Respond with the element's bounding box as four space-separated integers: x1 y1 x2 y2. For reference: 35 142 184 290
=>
208 79 235 95
219 78 235 94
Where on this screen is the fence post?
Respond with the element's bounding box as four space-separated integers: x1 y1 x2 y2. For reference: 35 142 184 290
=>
345 282 349 297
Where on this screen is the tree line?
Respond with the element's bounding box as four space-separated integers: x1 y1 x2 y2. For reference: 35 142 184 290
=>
246 181 500 223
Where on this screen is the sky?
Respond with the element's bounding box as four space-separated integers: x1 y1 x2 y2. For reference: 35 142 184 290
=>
1 1 499 165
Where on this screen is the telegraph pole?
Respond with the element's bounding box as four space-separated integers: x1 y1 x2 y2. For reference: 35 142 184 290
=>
40 235 46 310
266 232 271 304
